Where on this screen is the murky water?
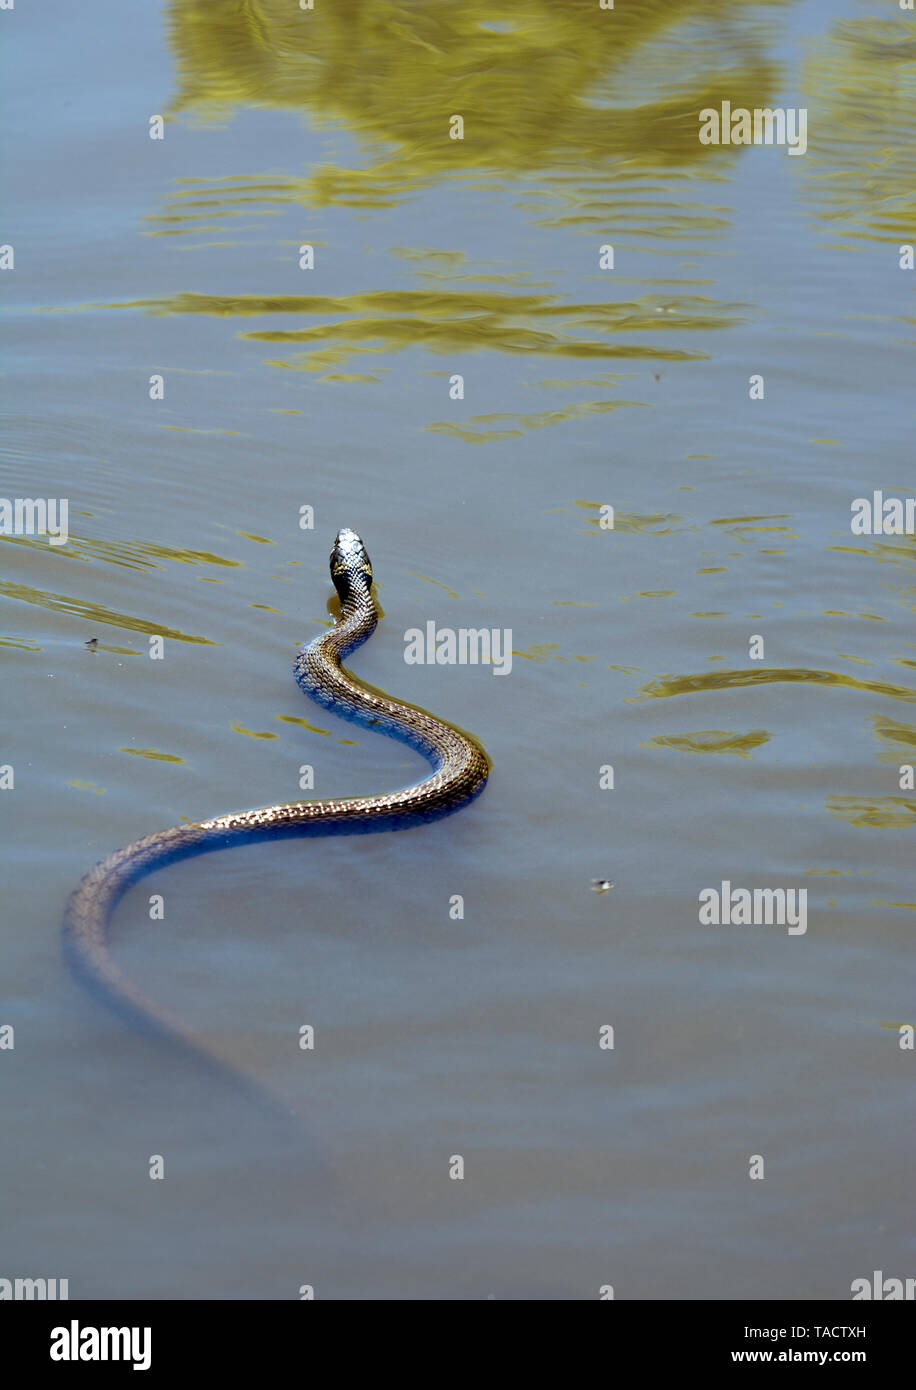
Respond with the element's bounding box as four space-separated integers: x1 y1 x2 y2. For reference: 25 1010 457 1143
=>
2 0 914 1299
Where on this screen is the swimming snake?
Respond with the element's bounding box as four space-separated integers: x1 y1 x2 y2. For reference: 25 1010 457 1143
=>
63 528 490 1081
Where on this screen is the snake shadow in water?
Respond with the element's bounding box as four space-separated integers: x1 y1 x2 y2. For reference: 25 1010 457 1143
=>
62 528 491 1131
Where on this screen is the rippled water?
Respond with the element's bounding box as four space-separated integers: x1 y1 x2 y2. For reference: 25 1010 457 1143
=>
2 0 914 1299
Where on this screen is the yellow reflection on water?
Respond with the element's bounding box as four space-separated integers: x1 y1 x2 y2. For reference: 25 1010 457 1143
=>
573 500 686 535
118 747 186 764
632 667 916 705
166 0 784 210
275 714 358 747
427 399 649 443
644 728 771 757
89 289 740 371
276 713 331 737
826 796 916 829
709 514 795 544
870 714 916 764
828 540 916 571
801 16 916 243
0 577 216 645
0 529 243 573
407 573 460 600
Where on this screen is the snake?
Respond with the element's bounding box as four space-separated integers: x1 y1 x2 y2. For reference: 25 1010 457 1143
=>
63 528 490 1092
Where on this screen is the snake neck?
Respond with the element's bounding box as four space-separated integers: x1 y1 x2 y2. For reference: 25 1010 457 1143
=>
329 578 379 660
293 578 488 796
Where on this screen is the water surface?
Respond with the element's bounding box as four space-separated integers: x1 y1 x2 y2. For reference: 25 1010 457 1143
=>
1 0 914 1299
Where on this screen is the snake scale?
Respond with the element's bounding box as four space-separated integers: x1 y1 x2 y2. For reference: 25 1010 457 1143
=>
63 529 490 1086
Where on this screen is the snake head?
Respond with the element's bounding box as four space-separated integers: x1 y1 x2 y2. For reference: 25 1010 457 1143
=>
330 527 373 600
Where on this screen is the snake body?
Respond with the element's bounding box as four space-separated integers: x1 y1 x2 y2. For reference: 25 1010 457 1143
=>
63 529 490 1073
